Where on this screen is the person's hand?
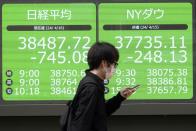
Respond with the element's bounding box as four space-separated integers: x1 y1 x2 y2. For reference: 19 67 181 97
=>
120 87 136 99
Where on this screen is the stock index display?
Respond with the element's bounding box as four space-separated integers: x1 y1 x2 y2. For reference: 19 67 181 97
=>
2 2 194 101
99 3 193 99
2 4 96 100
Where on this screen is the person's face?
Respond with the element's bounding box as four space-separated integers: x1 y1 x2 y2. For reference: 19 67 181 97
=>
102 61 118 80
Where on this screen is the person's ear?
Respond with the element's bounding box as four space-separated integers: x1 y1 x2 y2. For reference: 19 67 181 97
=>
100 60 107 68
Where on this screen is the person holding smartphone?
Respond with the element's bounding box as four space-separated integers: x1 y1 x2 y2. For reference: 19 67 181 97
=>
61 42 139 131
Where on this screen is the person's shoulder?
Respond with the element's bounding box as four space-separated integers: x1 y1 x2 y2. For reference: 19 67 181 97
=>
79 76 99 94
80 75 98 87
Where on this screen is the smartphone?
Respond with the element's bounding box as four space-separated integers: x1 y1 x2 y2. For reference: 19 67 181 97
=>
123 85 140 95
128 84 140 90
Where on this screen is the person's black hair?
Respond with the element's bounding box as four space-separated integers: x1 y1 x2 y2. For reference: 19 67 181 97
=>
87 41 119 70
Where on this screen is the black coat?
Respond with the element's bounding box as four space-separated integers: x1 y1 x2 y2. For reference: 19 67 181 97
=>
62 70 126 131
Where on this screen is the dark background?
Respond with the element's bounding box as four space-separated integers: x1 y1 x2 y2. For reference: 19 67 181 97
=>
0 115 196 131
